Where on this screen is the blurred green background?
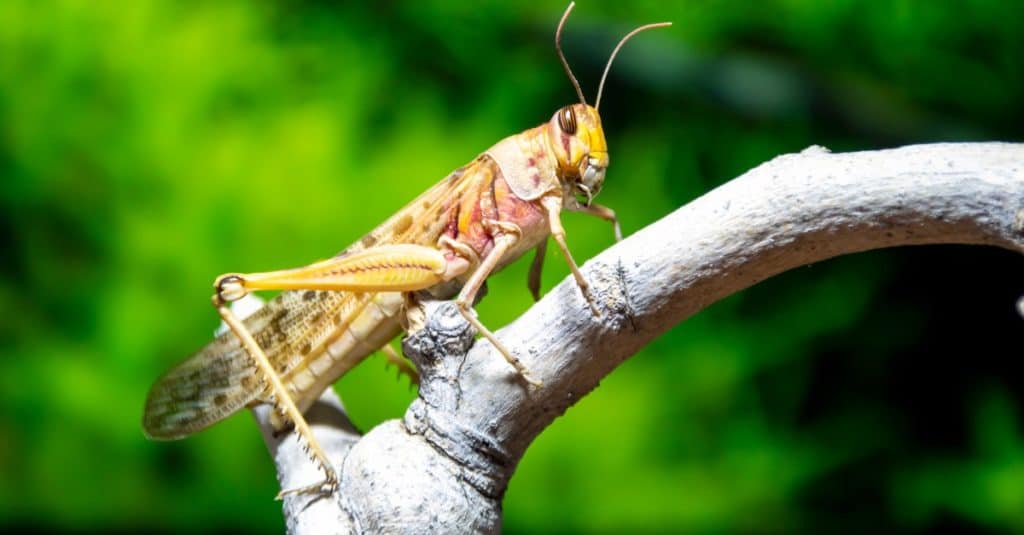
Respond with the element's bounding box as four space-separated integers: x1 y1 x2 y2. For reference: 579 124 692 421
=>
2 0 1023 533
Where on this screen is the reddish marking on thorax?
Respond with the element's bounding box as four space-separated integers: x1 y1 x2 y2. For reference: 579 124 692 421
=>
443 171 548 263
528 151 542 187
493 174 547 238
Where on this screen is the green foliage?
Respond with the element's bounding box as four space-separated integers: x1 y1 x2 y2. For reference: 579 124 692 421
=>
1 1 1022 533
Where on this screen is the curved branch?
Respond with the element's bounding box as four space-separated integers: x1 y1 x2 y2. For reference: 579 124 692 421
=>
263 142 1024 533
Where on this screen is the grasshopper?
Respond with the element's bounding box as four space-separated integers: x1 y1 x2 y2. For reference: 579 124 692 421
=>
143 3 669 497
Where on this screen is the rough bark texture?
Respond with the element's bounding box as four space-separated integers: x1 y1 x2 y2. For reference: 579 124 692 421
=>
253 142 1024 534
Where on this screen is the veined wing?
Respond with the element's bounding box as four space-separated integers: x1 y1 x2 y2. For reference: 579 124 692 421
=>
143 298 290 439
142 155 502 439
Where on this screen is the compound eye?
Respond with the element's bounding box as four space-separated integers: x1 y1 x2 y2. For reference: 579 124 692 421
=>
557 106 577 134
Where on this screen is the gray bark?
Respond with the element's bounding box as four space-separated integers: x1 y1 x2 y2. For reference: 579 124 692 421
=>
254 142 1024 533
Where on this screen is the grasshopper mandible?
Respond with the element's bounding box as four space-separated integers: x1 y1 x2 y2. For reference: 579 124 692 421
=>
143 3 669 497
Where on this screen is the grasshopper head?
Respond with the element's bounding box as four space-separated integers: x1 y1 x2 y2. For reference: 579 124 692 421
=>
549 3 670 206
548 103 608 206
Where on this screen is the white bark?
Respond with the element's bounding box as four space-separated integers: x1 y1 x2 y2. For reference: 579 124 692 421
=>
255 142 1024 534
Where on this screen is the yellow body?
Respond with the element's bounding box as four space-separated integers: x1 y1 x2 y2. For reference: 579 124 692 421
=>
143 104 612 438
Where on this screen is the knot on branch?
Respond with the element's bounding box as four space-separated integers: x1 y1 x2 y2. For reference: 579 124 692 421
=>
402 299 476 407
404 400 512 500
402 299 476 364
401 298 512 500
587 258 639 335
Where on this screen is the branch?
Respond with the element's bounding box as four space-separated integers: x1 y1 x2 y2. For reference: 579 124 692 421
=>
260 142 1024 533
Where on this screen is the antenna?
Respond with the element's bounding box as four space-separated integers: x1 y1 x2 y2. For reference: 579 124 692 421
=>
556 2 587 105
595 21 672 110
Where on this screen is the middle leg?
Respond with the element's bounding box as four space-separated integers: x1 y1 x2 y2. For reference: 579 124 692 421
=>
451 220 543 386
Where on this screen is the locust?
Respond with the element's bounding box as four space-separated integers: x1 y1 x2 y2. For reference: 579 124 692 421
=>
142 2 669 497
